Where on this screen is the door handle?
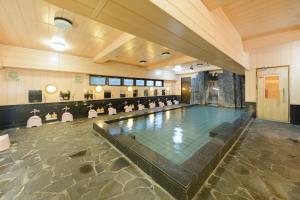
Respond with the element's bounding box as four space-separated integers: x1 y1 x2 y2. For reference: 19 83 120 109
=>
282 88 285 103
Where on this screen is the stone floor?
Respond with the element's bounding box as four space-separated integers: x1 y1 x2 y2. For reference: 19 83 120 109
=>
1 111 300 200
194 120 300 200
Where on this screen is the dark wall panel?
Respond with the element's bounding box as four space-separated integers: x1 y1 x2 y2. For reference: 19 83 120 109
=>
290 105 300 125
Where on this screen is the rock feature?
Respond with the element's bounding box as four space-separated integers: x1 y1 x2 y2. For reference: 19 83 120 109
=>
110 157 130 171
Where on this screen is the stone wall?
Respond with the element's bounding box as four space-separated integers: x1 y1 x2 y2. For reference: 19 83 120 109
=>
191 72 207 104
190 70 244 108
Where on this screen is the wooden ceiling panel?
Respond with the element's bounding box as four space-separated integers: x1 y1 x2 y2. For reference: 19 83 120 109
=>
0 0 123 58
202 0 300 40
110 37 185 67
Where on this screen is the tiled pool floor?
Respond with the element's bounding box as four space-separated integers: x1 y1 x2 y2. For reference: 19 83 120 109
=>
115 106 244 165
0 109 299 200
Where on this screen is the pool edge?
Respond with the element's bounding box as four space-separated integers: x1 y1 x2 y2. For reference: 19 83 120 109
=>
93 105 253 200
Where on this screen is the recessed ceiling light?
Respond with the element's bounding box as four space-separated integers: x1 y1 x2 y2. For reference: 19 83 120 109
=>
139 60 147 65
173 65 182 72
50 38 67 51
161 52 171 58
54 17 73 30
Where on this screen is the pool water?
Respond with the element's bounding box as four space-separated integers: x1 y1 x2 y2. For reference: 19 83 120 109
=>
114 106 244 165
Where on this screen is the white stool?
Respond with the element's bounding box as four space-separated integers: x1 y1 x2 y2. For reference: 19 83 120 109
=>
159 101 165 107
88 109 98 118
149 102 156 109
167 100 173 106
0 134 10 151
108 107 117 115
174 100 179 105
138 104 145 111
124 105 133 113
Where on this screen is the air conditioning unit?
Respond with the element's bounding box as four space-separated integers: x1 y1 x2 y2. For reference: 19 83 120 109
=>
6 71 19 81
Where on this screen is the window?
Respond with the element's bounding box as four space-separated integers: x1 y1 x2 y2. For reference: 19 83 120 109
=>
124 78 134 86
146 80 154 86
108 77 121 86
155 80 163 87
136 79 145 86
90 76 106 85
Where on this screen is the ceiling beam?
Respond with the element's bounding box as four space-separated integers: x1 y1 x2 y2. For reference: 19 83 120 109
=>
201 0 237 11
93 32 136 63
46 0 247 74
148 56 197 70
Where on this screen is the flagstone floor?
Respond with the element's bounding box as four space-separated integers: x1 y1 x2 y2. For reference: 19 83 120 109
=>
194 120 300 200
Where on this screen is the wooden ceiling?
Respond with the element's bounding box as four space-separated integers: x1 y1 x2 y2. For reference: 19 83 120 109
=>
0 0 124 58
0 0 185 67
202 0 300 40
109 37 185 67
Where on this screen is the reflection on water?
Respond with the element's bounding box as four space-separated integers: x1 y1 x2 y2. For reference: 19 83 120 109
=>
146 114 155 129
165 111 170 121
127 118 133 131
173 127 183 152
155 113 163 129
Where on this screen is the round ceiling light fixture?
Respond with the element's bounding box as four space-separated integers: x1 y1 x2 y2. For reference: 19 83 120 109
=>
46 84 57 93
54 17 73 30
161 51 171 58
50 38 67 51
139 60 147 65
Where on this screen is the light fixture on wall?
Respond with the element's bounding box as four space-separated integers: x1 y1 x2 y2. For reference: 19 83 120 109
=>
150 87 154 91
128 86 133 92
161 51 171 59
166 87 170 91
139 60 147 65
95 86 103 93
54 17 73 30
50 38 67 51
46 85 57 93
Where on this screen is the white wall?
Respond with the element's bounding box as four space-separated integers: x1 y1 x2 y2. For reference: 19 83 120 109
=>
0 44 177 81
245 40 300 105
0 67 175 105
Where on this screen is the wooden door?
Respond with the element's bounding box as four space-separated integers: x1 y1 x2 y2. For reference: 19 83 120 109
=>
257 66 289 122
181 77 191 104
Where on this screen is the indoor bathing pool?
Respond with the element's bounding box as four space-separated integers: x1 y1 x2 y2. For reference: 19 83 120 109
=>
112 106 245 165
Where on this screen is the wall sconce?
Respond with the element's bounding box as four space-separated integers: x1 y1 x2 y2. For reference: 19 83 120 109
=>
46 85 57 93
95 86 103 93
128 86 133 92
150 87 154 91
166 87 170 91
